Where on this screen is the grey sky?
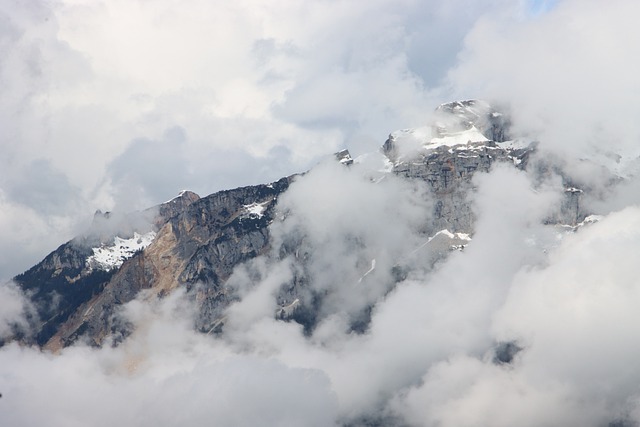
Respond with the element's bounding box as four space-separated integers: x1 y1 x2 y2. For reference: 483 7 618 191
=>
1 0 633 283
0 0 556 278
0 0 556 280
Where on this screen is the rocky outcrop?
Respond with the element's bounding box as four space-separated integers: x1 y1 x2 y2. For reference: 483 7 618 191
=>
273 104 587 334
41 177 291 350
13 242 113 345
434 100 511 142
392 141 533 233
272 139 536 334
13 190 204 347
154 190 201 227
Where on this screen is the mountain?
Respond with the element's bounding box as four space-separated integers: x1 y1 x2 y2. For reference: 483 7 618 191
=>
6 100 588 350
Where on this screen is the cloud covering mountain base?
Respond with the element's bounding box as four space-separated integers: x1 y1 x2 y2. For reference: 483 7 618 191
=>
3 0 640 425
3 158 640 426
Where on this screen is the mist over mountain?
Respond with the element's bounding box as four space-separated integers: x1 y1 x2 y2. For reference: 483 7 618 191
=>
2 96 640 426
3 0 640 426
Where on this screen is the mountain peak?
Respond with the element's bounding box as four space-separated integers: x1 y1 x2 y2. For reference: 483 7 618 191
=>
164 190 200 204
334 149 354 165
383 99 512 163
433 99 509 142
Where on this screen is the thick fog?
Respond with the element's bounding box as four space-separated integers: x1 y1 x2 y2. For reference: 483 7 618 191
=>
3 0 640 425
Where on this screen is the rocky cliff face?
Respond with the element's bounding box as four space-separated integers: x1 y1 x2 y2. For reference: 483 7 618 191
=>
434 99 511 142
12 178 291 349
391 141 533 233
42 178 291 350
13 190 200 347
9 100 589 349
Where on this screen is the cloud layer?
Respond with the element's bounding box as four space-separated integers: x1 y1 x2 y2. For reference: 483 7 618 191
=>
0 0 525 279
4 0 640 425
4 158 640 425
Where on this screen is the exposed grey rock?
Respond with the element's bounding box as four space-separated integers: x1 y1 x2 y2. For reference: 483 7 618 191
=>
39 177 292 350
8 100 594 349
335 149 354 165
12 242 113 346
272 137 537 335
493 341 523 365
434 99 511 142
391 141 534 234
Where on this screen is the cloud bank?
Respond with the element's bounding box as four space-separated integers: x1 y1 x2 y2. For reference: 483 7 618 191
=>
4 0 640 425
4 156 640 425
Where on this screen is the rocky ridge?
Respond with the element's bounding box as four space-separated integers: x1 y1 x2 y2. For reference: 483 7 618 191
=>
8 100 590 349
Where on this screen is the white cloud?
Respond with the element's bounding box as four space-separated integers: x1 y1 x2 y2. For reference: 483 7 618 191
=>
3 161 640 425
393 355 599 427
0 282 35 340
390 205 640 427
448 0 640 178
236 158 431 325
4 0 512 278
0 289 339 427
4 0 640 425
494 207 640 395
0 189 82 278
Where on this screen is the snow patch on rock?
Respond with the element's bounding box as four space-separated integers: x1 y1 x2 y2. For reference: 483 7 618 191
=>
243 202 270 219
87 231 156 271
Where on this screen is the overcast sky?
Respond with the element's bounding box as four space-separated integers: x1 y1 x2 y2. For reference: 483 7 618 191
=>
5 1 640 425
0 0 558 279
1 0 639 275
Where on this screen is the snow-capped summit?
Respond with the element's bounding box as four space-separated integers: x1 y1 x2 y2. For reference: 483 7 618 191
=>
164 190 200 204
434 99 509 142
382 100 512 164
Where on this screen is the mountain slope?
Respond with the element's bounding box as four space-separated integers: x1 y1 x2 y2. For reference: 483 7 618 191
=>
9 100 586 349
